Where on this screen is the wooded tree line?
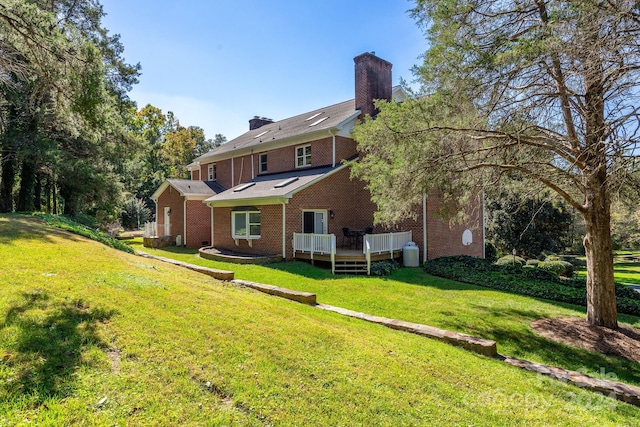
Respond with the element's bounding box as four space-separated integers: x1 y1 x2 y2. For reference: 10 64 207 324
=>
0 0 223 222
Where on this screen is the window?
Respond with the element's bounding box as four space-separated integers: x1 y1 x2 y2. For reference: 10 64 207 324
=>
296 145 311 168
232 211 261 239
208 164 217 181
302 210 326 234
259 153 268 173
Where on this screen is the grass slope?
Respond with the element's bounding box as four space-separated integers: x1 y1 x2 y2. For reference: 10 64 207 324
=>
133 241 640 389
1 215 638 425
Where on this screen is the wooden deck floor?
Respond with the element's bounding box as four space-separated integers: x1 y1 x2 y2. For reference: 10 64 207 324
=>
294 249 402 263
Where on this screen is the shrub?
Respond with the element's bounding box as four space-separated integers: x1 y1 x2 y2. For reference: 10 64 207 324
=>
370 260 400 276
423 255 640 316
526 259 540 267
496 255 526 266
122 197 152 230
484 241 498 263
538 260 574 277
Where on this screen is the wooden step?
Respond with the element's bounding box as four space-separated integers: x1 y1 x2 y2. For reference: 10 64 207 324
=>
334 260 368 274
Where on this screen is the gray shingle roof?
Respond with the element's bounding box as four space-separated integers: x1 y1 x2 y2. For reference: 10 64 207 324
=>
167 179 224 197
193 99 358 163
204 164 347 206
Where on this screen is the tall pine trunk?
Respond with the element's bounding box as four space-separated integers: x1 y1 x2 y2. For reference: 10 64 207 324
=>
0 146 16 213
582 174 617 329
17 156 36 212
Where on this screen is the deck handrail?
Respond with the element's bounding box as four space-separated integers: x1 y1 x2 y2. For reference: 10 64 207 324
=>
363 231 412 256
143 222 171 238
293 232 337 274
365 240 371 275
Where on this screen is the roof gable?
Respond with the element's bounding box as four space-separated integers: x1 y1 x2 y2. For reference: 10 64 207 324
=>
151 179 226 201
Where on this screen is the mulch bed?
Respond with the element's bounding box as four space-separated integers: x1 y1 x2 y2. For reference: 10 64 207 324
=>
531 317 640 364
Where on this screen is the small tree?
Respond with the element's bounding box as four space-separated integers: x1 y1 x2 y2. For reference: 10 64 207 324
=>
122 198 151 230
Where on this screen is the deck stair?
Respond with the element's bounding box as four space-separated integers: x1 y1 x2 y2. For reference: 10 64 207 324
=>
333 259 368 274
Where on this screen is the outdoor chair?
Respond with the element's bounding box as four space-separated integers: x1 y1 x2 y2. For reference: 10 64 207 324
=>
342 227 357 249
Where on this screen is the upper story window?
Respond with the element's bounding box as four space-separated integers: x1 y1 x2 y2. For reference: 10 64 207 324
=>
259 154 268 173
296 145 311 168
208 164 217 181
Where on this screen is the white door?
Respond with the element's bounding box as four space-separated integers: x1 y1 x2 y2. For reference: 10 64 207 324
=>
163 207 171 236
302 210 326 234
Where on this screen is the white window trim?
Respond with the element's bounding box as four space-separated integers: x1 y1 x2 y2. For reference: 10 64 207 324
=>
231 210 261 241
208 164 217 181
295 145 312 168
259 153 268 173
302 209 328 234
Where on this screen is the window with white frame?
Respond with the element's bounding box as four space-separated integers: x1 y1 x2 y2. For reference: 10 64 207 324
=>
296 145 311 168
259 153 267 173
232 210 261 239
208 164 217 181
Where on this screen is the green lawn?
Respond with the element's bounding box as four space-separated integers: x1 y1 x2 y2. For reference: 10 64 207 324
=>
611 262 640 285
574 254 640 285
2 215 639 425
132 239 640 388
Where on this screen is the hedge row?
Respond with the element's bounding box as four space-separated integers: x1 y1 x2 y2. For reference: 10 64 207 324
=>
423 256 640 316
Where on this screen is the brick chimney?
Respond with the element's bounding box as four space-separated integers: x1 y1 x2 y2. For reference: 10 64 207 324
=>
354 52 392 118
249 116 274 130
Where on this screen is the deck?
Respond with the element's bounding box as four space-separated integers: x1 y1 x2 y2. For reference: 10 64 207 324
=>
294 248 402 263
292 231 411 274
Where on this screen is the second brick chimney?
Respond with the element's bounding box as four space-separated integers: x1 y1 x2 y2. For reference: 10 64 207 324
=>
354 52 392 118
249 116 274 131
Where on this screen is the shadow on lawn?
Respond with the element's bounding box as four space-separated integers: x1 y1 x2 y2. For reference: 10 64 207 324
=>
0 215 60 246
436 304 640 386
1 290 116 402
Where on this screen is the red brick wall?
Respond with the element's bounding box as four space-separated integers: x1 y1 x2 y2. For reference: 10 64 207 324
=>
213 205 283 256
424 193 483 259
185 200 211 248
200 137 359 188
156 186 184 244
192 169 200 181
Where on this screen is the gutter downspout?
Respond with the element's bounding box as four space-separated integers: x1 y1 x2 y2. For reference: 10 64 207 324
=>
329 130 336 167
183 199 187 247
423 193 428 262
210 204 214 247
281 202 287 259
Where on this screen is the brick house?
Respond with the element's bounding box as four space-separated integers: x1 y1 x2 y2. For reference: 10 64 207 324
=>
150 52 484 269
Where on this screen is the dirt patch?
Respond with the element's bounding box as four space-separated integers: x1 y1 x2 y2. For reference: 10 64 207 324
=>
531 317 640 364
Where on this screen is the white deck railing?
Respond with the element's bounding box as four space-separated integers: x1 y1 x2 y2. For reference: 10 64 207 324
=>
143 222 171 238
363 231 412 255
293 233 336 274
363 231 412 275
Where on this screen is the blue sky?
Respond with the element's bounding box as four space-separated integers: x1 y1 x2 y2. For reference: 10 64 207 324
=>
101 0 426 140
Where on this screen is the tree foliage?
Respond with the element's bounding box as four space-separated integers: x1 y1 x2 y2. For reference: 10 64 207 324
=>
486 191 573 258
353 0 640 328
